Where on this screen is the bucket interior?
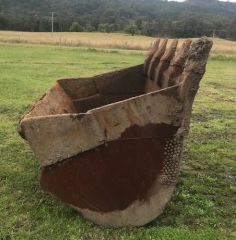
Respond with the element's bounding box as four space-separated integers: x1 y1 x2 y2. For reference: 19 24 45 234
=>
58 65 146 114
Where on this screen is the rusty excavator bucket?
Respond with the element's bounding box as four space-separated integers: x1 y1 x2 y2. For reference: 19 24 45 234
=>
19 37 213 227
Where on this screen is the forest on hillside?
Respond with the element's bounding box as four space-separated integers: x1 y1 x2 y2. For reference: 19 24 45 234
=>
0 0 236 40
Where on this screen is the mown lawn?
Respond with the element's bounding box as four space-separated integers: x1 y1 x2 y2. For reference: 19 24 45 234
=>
0 43 235 240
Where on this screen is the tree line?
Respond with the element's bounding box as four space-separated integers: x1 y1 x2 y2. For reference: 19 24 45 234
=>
0 0 236 40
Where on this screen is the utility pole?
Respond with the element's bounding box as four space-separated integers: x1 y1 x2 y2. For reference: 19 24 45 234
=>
212 29 216 38
50 12 55 32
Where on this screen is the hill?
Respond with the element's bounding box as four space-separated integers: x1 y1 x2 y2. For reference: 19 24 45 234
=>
0 0 236 39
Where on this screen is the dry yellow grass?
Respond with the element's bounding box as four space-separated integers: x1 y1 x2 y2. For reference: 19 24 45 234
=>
0 31 235 54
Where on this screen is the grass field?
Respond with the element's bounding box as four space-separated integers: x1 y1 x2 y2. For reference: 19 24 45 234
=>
0 31 236 55
0 42 236 240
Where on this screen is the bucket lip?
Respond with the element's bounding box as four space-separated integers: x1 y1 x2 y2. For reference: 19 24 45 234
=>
20 83 181 125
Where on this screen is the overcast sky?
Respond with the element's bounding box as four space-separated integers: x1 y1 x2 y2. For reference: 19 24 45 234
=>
170 0 236 2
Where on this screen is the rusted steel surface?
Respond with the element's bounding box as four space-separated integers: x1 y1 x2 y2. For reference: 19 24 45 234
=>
23 83 77 119
19 37 213 227
40 123 179 213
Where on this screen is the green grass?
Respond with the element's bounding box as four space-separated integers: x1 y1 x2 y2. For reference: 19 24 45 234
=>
0 43 235 240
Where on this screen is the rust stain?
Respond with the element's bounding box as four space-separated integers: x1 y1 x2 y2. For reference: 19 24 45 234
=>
40 123 179 213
